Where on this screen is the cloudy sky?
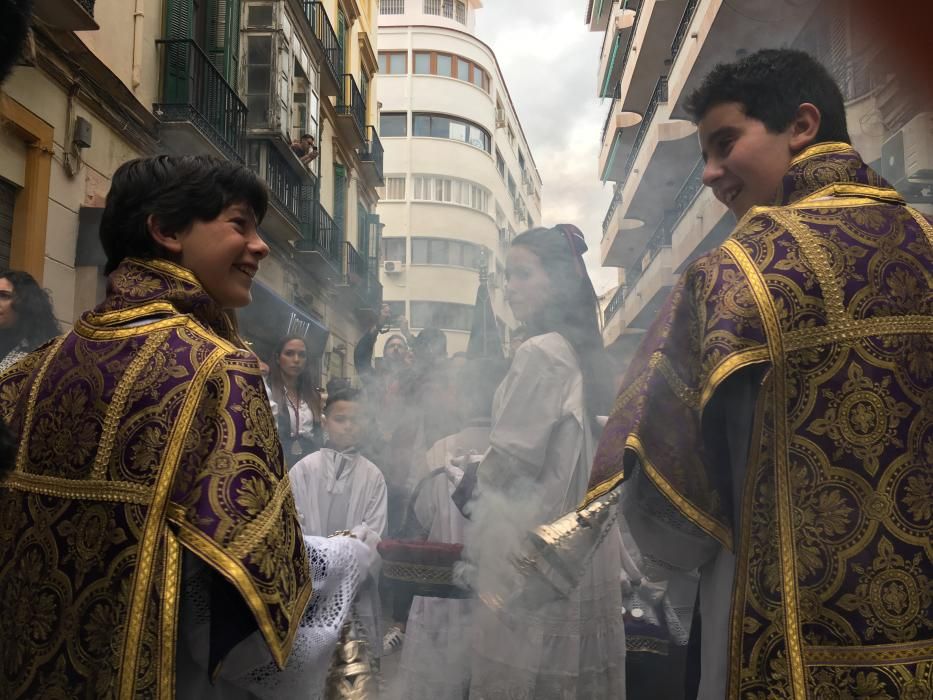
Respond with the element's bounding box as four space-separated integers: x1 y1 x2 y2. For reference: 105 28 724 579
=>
474 0 617 294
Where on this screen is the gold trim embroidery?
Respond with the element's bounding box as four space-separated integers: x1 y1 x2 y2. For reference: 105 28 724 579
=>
773 209 847 325
91 331 169 479
137 257 202 286
725 239 808 699
118 347 227 697
805 640 933 667
785 315 933 351
76 315 188 340
0 471 154 503
789 141 852 166
654 354 701 411
170 514 313 670
700 347 771 410
631 434 732 547
79 301 177 330
907 206 933 249
13 335 67 473
796 183 905 205
225 475 295 560
160 530 182 699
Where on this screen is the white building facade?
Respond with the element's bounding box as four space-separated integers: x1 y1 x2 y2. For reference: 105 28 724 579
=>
376 0 542 355
588 0 933 363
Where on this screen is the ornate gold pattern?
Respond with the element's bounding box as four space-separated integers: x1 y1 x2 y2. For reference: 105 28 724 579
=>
0 259 311 697
589 144 932 698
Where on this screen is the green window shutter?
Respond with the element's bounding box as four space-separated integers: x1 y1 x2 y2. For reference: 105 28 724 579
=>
334 164 347 243
357 202 369 262
337 12 348 76
164 0 194 103
205 0 241 85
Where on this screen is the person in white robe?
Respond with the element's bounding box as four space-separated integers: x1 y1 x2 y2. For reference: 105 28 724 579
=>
289 387 388 539
288 386 388 673
458 225 627 700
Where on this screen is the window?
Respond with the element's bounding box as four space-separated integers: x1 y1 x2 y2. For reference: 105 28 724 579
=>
436 54 452 77
412 113 490 152
380 112 407 137
455 0 466 23
496 149 505 178
245 35 272 127
411 302 474 332
518 150 526 173
410 237 489 270
378 51 407 75
507 172 516 197
381 237 407 262
380 0 405 14
507 125 515 146
408 50 489 93
411 174 490 213
383 175 407 200
414 51 431 74
247 5 274 26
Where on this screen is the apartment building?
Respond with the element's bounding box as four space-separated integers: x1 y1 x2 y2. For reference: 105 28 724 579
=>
376 0 543 355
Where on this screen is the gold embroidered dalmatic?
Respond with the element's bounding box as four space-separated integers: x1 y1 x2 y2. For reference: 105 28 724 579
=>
588 143 933 697
0 259 311 698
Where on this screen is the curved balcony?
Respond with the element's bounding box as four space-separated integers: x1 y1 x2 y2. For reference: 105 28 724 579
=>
299 1 343 99
359 126 384 185
620 219 677 330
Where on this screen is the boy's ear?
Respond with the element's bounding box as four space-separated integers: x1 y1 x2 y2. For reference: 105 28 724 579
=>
789 102 822 153
147 214 184 254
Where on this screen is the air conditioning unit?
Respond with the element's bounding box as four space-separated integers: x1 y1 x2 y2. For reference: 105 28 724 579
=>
881 112 933 187
495 108 507 128
383 260 405 274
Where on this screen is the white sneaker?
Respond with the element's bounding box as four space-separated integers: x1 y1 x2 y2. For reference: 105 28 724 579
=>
382 626 404 655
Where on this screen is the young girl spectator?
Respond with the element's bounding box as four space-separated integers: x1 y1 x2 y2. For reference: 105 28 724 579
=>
266 334 323 465
0 270 61 372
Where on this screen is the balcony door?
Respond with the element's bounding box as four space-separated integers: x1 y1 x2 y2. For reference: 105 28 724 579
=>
165 0 241 86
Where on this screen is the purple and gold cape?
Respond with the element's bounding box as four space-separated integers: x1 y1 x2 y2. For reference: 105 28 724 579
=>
0 259 311 697
588 143 933 697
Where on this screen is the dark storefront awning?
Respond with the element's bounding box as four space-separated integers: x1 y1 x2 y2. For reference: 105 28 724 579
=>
238 280 329 363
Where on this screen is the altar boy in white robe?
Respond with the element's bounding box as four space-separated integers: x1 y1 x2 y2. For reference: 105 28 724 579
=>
289 387 388 539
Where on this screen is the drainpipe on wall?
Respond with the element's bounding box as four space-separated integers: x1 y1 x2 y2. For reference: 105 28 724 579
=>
132 0 144 89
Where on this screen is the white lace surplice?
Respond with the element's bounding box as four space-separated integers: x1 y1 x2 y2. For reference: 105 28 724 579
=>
175 535 368 700
465 334 626 700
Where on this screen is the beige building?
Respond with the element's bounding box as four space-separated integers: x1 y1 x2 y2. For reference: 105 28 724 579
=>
375 0 543 356
0 0 385 386
588 0 933 362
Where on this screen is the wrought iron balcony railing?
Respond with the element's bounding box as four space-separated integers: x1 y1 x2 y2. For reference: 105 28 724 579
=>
360 126 384 180
604 284 626 325
155 39 248 162
303 1 343 91
299 202 341 266
671 0 700 65
264 145 303 225
338 74 366 137
620 75 668 188
602 184 623 238
673 157 705 213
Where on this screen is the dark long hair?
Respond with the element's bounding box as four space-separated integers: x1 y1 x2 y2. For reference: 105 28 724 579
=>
0 270 61 356
266 335 322 422
510 227 615 425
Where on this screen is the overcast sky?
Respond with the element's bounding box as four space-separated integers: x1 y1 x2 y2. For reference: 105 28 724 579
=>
475 0 617 295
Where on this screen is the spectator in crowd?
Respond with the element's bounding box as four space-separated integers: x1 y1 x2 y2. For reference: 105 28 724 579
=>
0 270 61 372
266 335 323 466
291 133 319 165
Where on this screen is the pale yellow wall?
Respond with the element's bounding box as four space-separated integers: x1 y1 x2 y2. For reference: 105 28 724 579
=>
75 0 164 114
2 67 142 327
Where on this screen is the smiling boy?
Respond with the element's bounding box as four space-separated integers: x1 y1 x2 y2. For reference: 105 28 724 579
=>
587 49 933 698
